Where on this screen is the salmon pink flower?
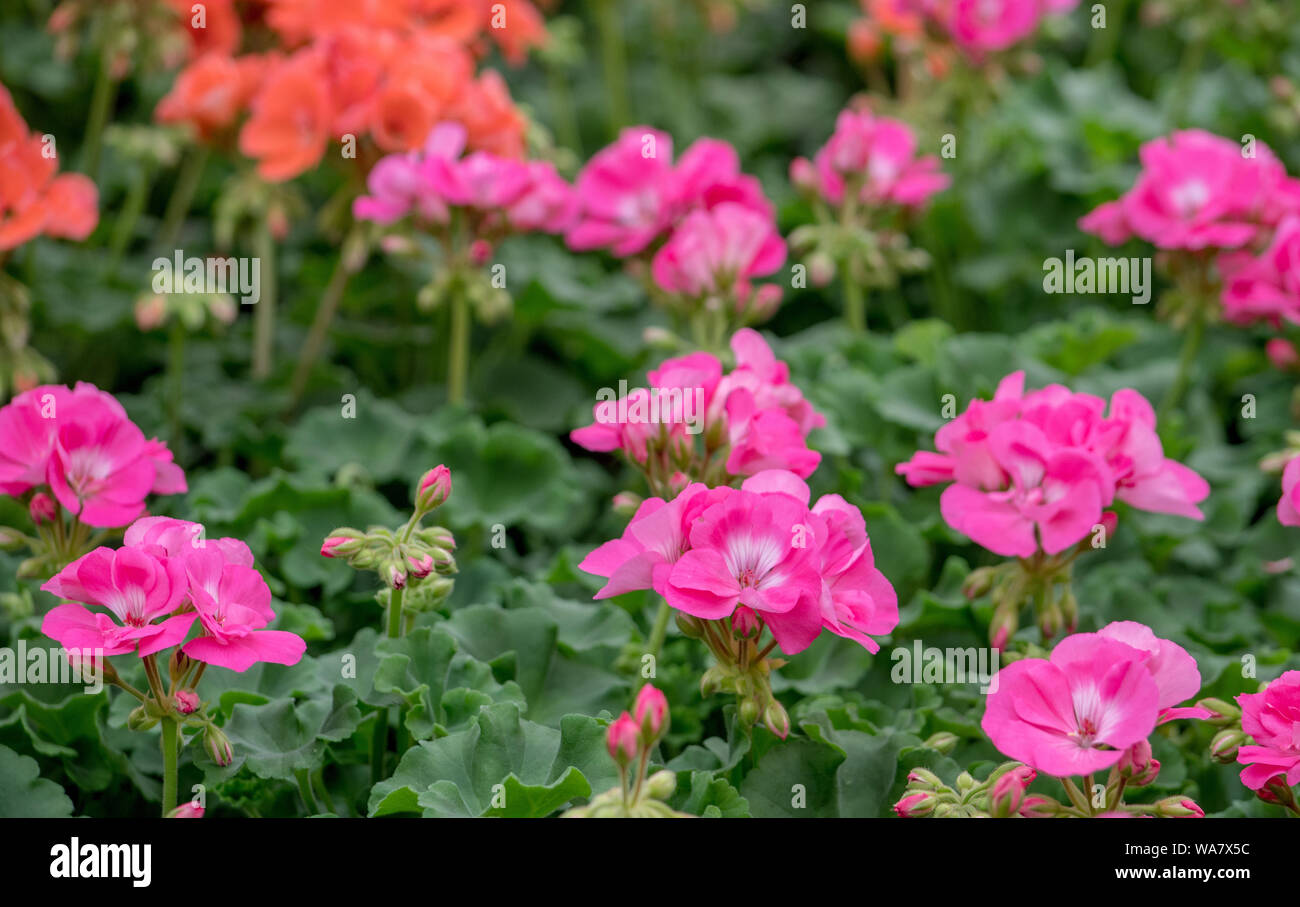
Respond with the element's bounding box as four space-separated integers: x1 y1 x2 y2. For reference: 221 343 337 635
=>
40 546 194 657
1235 670 1300 790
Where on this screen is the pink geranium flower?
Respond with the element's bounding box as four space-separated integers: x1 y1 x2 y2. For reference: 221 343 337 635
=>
40 546 194 657
1079 130 1300 252
1236 670 1300 790
124 516 255 567
982 634 1161 776
945 0 1043 54
180 549 306 672
795 108 949 210
983 623 1204 777
898 371 1208 556
1279 456 1300 527
0 383 185 527
650 202 786 298
566 126 677 256
1221 216 1300 327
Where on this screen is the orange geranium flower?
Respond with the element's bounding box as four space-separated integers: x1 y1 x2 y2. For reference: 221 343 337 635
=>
450 71 527 160
156 53 267 139
0 84 98 250
237 50 332 182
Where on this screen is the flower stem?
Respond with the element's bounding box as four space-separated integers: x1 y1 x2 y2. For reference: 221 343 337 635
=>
160 717 179 817
166 319 185 446
158 145 210 253
80 55 117 181
386 585 405 639
646 599 672 663
107 164 151 274
447 290 470 406
288 232 358 411
251 218 277 380
590 0 629 138
1160 307 1205 417
843 272 866 333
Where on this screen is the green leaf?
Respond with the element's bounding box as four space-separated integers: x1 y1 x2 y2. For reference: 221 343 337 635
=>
0 744 75 817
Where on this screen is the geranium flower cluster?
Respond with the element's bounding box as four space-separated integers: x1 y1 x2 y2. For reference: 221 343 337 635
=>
898 370 1207 648
564 685 688 818
38 515 307 817
565 127 787 334
571 329 825 492
901 621 1211 818
0 383 186 576
788 105 948 331
155 5 538 182
898 370 1209 558
0 83 98 250
580 469 898 737
1080 129 1300 330
848 0 1081 66
1233 671 1300 810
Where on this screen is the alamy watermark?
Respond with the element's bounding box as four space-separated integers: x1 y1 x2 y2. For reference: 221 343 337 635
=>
593 381 706 435
151 250 261 305
0 642 104 694
890 641 1000 693
1043 249 1151 305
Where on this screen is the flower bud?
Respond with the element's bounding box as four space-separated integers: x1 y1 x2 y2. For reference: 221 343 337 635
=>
128 704 159 731
415 465 452 513
922 732 958 755
962 567 996 600
1018 794 1059 818
893 791 936 818
417 525 456 550
0 527 26 551
763 700 790 739
406 552 435 580
383 558 408 590
204 724 234 767
166 803 205 818
739 698 760 727
1199 697 1241 724
173 690 200 715
906 768 944 791
320 528 365 559
989 764 1035 817
732 607 760 639
674 612 704 639
699 665 726 697
1210 728 1245 763
989 604 1018 652
955 771 976 794
28 493 57 526
1118 739 1152 779
1154 796 1204 818
633 684 669 742
606 712 640 767
644 769 676 801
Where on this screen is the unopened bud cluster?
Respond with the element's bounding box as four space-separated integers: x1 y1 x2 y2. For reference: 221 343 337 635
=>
322 465 458 596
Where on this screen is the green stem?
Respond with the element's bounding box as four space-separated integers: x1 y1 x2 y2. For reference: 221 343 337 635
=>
546 61 582 158
251 219 277 380
160 718 179 817
108 164 151 274
843 273 866 333
81 55 117 181
288 235 357 410
447 291 470 406
386 585 405 639
1085 0 1130 66
166 319 185 446
158 145 210 253
646 599 672 663
591 0 629 138
1160 310 1205 417
295 768 320 814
